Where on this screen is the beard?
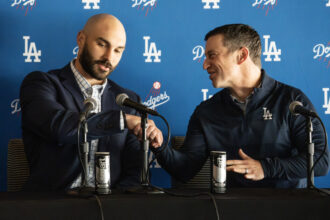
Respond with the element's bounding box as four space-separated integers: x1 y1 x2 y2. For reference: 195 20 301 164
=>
79 43 116 81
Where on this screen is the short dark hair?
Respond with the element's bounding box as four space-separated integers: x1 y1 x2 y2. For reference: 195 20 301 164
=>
205 24 261 68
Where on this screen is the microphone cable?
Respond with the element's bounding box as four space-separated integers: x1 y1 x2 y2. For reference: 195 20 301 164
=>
77 121 87 187
150 184 221 220
76 121 106 220
146 114 171 182
93 194 105 220
144 114 220 220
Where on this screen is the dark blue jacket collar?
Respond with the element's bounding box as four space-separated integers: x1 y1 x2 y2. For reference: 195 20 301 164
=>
221 69 276 110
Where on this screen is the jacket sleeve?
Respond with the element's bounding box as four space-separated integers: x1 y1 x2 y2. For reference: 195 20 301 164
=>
260 92 330 180
116 94 143 187
20 71 123 145
155 109 209 182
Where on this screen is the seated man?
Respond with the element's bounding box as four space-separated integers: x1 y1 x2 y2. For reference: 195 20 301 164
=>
20 13 162 191
152 24 329 188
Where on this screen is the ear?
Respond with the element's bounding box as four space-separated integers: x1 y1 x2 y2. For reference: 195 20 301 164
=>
237 47 249 65
77 31 86 48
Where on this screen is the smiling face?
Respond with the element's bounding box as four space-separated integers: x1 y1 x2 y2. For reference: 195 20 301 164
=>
203 34 240 89
76 14 126 84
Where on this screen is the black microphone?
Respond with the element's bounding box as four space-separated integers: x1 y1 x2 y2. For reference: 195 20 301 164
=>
80 97 97 122
289 101 318 118
116 93 159 116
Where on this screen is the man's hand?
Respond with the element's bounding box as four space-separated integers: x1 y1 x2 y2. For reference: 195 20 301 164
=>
125 114 141 130
226 149 264 181
125 114 163 148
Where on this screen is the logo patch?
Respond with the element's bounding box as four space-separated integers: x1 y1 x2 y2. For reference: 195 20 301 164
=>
326 0 330 7
313 42 330 68
263 35 281 62
252 0 277 16
132 0 157 16
11 0 36 16
323 88 330 114
263 107 272 120
23 36 41 63
143 36 161 63
82 0 100 9
202 0 220 9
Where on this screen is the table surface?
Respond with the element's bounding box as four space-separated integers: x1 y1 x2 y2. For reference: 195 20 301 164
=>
0 188 329 220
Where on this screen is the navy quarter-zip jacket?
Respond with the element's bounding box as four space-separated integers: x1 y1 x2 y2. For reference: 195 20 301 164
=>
155 70 329 188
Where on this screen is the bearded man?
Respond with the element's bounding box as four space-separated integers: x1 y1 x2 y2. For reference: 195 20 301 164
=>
20 13 163 191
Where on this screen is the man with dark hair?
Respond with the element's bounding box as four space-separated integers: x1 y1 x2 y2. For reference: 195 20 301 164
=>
204 24 262 68
152 24 329 188
20 13 163 191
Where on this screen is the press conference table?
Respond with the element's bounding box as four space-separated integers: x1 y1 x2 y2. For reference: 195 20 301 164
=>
0 188 329 220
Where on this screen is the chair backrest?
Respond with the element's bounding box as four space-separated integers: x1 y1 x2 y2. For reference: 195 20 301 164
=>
7 139 30 192
171 136 210 189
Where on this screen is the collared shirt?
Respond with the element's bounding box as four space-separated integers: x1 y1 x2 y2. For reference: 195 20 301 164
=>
71 60 107 112
70 59 107 188
229 82 262 114
230 93 253 114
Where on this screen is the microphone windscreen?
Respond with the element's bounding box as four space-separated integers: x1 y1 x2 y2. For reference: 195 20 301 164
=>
84 97 97 110
116 93 129 106
289 101 303 115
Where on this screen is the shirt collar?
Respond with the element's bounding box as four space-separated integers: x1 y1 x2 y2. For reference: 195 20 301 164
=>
70 59 107 97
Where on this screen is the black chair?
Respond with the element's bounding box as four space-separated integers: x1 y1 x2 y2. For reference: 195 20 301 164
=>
171 136 210 189
7 139 29 192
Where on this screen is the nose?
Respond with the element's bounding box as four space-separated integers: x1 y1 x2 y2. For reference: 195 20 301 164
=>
203 58 210 70
102 48 113 63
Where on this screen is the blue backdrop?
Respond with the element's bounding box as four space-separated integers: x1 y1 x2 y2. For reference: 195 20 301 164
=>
1 0 330 191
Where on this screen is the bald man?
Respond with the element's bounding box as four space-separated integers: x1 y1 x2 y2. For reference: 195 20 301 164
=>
20 14 163 191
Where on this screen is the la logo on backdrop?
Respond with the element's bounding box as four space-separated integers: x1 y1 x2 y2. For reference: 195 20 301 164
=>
263 35 281 62
143 81 170 168
11 0 36 16
82 0 100 10
23 36 41 63
201 0 220 9
143 36 161 63
323 88 330 114
132 0 158 16
313 41 330 68
327 0 330 7
252 0 277 16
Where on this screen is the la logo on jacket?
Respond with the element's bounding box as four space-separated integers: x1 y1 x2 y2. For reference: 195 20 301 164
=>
263 107 273 120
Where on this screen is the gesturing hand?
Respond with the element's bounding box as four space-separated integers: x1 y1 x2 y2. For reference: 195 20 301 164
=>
226 149 264 181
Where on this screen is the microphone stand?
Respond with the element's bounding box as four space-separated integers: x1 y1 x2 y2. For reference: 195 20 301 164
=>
141 112 150 186
125 112 163 194
82 120 90 188
306 116 314 189
67 120 94 197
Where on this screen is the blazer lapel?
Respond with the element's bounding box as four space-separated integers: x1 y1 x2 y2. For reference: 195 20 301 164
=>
59 64 85 111
102 80 122 112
